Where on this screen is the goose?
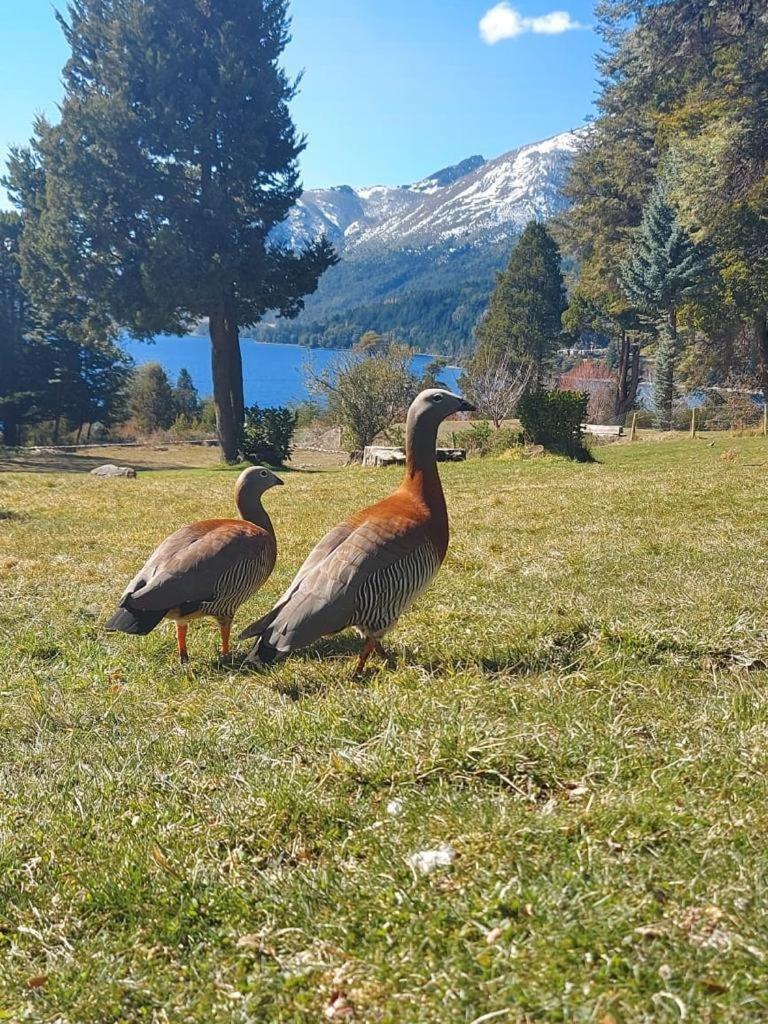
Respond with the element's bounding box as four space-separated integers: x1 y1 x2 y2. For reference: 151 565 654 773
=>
106 466 282 663
240 388 474 672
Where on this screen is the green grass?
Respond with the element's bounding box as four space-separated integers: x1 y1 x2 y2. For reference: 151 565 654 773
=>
2 436 768 1022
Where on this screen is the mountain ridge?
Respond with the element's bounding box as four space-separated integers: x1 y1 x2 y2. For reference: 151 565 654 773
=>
258 128 583 354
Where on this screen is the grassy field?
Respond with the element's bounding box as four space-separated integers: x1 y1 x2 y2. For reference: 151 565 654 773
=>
2 434 768 1022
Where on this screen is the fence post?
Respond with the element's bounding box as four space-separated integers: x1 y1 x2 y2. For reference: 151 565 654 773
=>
690 407 696 440
630 412 638 442
763 403 767 438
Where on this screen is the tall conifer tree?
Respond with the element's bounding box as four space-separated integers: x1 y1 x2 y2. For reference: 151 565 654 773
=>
621 181 710 429
173 369 201 418
7 0 337 461
476 222 566 386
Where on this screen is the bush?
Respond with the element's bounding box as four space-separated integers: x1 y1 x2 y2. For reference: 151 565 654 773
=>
241 405 297 466
695 392 763 432
199 397 218 433
167 413 215 440
452 422 523 457
490 427 525 454
306 340 419 451
450 421 524 458
517 389 591 460
455 420 493 456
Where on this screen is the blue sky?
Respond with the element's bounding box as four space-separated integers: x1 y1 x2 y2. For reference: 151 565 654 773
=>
0 0 597 205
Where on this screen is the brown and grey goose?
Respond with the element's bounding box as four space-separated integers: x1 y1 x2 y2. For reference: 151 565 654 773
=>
107 466 282 663
240 388 474 672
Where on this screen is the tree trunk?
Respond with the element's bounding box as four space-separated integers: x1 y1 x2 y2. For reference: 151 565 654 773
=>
228 318 244 430
2 415 19 447
613 330 640 425
755 309 768 403
614 329 643 421
209 306 243 463
654 310 678 432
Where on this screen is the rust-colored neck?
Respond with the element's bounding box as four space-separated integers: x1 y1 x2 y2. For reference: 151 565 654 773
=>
404 411 448 554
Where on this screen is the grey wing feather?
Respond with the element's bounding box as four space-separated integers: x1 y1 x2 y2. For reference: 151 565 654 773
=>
239 521 355 639
124 526 273 613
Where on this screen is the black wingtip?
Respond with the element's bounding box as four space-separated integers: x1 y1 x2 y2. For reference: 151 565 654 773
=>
258 641 281 665
243 638 282 669
105 604 167 636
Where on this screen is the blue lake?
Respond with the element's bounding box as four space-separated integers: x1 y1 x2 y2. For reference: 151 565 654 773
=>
121 336 461 408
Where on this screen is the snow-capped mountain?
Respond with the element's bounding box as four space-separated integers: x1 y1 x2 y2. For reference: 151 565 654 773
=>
278 129 582 253
257 128 583 354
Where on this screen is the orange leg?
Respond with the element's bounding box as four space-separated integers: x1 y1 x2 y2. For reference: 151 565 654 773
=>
219 622 232 658
355 638 385 675
176 623 189 665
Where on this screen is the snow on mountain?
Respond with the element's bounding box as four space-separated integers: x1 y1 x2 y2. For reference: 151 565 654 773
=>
410 154 486 195
277 129 583 253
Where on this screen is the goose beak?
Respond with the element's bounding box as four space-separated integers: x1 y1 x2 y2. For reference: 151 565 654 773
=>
457 398 476 413
274 477 285 486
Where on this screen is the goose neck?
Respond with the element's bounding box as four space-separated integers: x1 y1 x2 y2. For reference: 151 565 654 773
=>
237 495 274 536
405 414 442 495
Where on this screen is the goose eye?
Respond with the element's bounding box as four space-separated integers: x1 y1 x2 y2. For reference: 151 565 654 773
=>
260 470 268 477
432 394 443 402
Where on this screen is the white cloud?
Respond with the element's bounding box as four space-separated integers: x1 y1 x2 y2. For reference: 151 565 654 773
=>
479 3 587 44
529 10 584 34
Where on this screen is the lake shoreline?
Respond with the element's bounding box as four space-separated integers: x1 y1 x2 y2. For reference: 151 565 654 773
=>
121 337 461 407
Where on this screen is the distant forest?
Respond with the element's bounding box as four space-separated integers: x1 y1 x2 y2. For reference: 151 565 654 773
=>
248 240 513 355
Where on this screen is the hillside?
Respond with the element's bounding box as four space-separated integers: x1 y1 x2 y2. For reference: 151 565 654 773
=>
254 129 583 354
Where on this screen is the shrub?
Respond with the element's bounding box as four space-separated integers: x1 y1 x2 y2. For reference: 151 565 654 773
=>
241 405 297 466
306 340 419 451
517 389 591 460
456 420 494 456
490 427 525 454
199 397 218 433
452 423 524 458
168 412 215 440
695 392 763 432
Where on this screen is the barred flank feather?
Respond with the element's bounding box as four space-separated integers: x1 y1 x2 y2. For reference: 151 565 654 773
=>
200 547 273 621
353 542 441 636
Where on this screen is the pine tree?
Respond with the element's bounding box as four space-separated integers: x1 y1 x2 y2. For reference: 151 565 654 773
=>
130 363 176 435
173 369 200 418
476 222 566 386
1 211 132 445
6 0 337 462
56 335 133 440
0 213 30 445
621 181 710 430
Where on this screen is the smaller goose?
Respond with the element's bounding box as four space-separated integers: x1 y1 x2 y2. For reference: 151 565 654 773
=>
106 467 282 663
